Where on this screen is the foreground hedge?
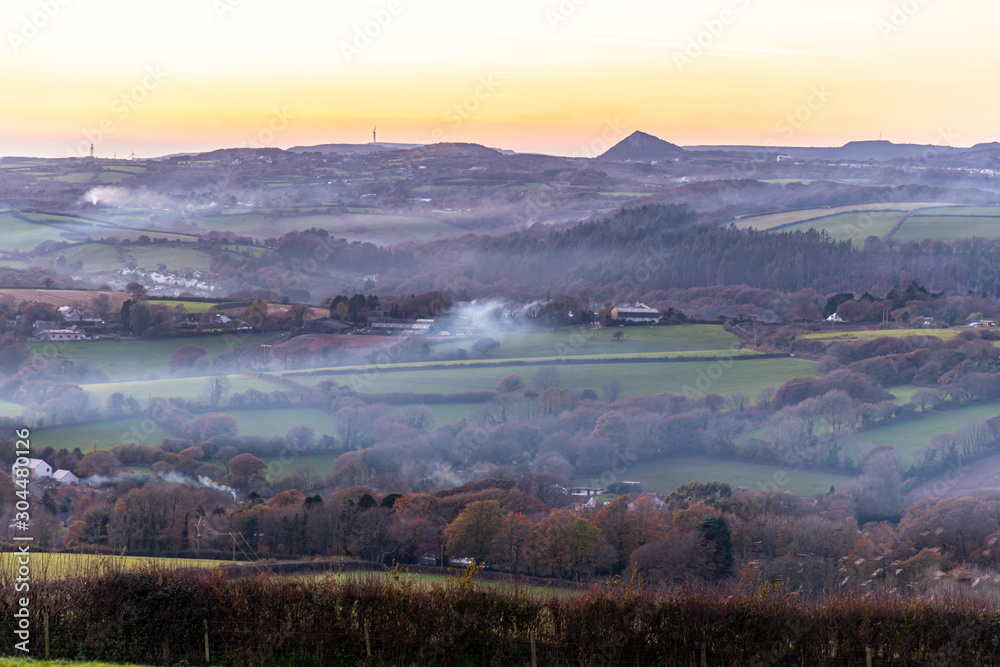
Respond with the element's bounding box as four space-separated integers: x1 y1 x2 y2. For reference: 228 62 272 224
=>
4 564 1000 665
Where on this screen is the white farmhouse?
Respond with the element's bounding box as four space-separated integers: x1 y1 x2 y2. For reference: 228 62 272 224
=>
11 458 52 480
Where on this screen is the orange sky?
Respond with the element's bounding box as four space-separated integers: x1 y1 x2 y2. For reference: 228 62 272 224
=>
1 0 996 157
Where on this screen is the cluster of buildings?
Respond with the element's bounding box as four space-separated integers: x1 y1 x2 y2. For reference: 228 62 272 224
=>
609 303 662 324
115 267 217 296
33 306 103 341
11 458 79 486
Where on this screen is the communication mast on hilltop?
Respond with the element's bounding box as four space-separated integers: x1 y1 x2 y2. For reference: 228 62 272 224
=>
89 143 94 159
372 126 377 144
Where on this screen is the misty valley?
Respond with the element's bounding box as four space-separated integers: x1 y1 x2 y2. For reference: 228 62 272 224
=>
8 133 1000 663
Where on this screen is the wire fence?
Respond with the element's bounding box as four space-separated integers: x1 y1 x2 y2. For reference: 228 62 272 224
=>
4 614 988 666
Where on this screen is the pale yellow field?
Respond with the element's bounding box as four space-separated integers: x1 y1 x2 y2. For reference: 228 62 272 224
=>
0 552 228 580
800 328 962 343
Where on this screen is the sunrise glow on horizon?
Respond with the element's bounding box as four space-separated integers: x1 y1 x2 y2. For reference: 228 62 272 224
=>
1 0 995 158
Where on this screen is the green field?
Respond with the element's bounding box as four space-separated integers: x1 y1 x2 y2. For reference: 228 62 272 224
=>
910 206 1000 217
38 243 119 271
29 333 277 381
841 402 1000 466
38 241 216 273
270 212 466 243
780 210 904 242
34 418 171 452
889 385 922 405
0 400 24 418
892 215 1000 241
734 202 943 231
79 375 278 411
144 299 224 313
315 357 816 399
0 211 75 251
432 324 742 360
581 456 852 497
38 408 337 453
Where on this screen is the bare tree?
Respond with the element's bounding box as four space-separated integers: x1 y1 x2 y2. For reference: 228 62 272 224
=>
532 366 562 390
602 378 623 403
756 384 776 409
206 375 231 408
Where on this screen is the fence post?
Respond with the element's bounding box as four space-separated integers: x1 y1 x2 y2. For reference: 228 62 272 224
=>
204 619 210 664
43 613 49 660
364 621 372 658
866 647 873 667
530 629 537 667
701 643 707 667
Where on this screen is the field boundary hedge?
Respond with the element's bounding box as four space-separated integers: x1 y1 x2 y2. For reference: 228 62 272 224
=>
278 353 792 378
3 566 1000 666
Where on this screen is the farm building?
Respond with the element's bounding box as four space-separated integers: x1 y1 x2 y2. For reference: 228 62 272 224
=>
302 317 354 334
368 317 434 334
36 329 87 341
611 304 661 323
52 470 79 485
32 320 58 333
58 306 82 322
11 458 52 480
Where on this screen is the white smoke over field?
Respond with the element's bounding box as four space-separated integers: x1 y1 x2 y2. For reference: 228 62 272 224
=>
83 186 217 212
153 471 238 500
84 471 144 487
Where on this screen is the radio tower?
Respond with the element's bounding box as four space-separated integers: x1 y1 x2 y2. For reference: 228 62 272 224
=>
89 143 94 159
372 127 377 144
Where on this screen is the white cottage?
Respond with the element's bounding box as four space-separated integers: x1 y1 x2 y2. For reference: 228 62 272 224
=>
11 458 52 480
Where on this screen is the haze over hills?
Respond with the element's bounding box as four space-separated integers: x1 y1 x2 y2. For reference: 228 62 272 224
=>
684 139 1000 165
287 142 423 155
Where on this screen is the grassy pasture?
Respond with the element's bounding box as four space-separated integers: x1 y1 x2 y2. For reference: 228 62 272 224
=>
28 333 276 381
891 215 1000 241
119 244 214 272
34 418 172 452
581 456 853 498
78 375 278 410
143 299 222 313
37 408 334 453
910 206 1000 217
37 243 120 272
313 357 816 399
432 324 742 360
0 211 77 251
734 202 944 231
779 210 904 241
829 402 1000 466
0 400 24 418
268 212 465 243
